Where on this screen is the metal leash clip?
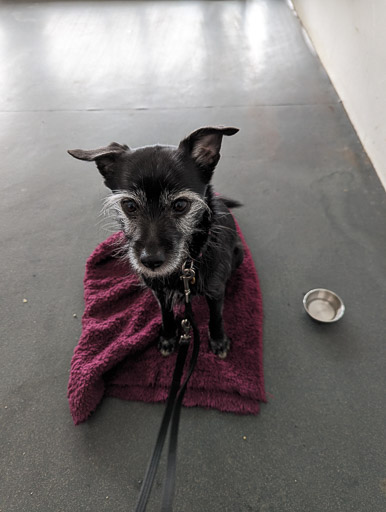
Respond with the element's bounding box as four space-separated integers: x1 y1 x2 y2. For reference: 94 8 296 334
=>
179 318 191 346
180 260 196 304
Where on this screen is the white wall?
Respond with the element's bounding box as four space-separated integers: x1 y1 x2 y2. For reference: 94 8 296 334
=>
293 0 386 190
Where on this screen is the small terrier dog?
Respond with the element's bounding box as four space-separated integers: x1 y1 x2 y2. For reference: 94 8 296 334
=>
68 126 243 358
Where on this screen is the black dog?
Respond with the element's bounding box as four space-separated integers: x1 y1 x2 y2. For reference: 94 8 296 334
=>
68 126 243 358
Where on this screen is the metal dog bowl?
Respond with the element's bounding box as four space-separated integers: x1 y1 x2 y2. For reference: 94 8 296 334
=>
303 289 345 323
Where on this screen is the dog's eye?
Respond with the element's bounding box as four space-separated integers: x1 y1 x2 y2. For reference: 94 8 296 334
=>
121 199 137 214
172 199 189 214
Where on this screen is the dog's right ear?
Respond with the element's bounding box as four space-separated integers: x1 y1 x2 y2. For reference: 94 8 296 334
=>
67 142 130 189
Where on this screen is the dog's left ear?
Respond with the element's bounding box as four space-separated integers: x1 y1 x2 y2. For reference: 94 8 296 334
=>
178 126 239 182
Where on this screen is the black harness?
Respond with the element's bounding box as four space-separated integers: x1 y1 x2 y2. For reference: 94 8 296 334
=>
134 261 199 512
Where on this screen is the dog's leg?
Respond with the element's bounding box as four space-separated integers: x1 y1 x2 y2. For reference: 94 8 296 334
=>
206 295 230 359
156 292 178 356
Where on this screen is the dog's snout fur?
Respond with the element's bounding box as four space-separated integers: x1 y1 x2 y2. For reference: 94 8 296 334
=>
68 126 243 358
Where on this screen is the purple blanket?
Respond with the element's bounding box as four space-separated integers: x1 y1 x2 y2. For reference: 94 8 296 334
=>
68 226 265 425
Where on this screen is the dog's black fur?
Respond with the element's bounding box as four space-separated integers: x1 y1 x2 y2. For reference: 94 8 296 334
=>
68 126 243 358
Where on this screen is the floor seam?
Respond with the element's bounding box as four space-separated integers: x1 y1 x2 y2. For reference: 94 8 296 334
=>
0 102 342 114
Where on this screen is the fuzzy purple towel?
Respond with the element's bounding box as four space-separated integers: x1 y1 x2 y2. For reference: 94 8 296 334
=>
68 225 265 425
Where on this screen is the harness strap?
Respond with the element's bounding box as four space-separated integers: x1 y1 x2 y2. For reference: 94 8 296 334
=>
134 283 200 512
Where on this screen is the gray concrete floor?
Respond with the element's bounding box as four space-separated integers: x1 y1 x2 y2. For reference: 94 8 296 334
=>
1 1 385 511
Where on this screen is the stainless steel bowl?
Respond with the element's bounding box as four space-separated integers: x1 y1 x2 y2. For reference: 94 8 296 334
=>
303 289 345 323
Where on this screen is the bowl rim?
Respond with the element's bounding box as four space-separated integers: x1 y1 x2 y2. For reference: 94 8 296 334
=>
303 288 345 323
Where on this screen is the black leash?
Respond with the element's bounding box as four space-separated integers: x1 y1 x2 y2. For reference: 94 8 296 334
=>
134 262 199 512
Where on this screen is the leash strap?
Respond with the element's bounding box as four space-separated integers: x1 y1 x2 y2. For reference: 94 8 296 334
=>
161 301 200 512
134 266 200 512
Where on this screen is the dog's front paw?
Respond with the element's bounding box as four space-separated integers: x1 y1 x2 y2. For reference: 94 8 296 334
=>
209 335 231 359
158 336 178 357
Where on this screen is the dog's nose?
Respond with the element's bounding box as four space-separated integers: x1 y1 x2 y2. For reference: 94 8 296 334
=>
140 250 165 270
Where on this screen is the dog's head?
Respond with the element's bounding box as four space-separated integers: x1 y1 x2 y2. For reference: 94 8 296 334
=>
68 126 238 278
